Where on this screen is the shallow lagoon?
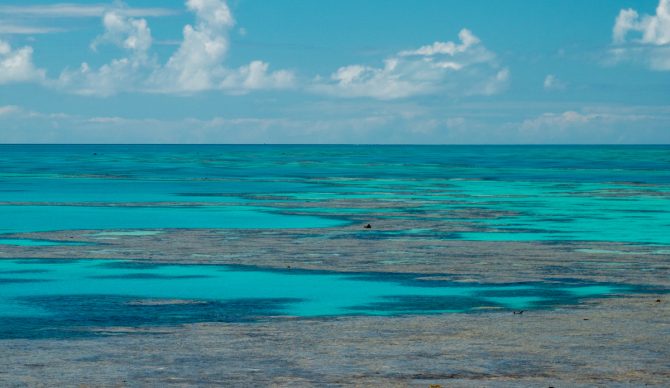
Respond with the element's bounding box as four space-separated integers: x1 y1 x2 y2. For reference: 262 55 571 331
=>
0 238 88 246
1 145 668 385
0 258 629 338
0 145 669 338
2 145 669 242
0 205 345 233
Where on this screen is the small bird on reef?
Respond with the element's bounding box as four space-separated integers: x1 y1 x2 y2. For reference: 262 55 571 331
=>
364 224 372 229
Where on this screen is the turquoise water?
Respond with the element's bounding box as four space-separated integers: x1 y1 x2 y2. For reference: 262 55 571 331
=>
0 259 629 339
0 239 87 247
0 205 344 233
1 145 668 243
0 145 668 338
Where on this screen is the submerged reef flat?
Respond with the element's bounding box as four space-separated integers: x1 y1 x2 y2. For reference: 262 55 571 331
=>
1 224 668 386
1 145 669 386
4 225 669 285
1 296 668 386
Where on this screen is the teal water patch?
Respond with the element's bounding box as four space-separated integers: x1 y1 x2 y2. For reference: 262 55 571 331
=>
0 259 641 339
0 205 346 233
0 176 312 203
0 239 88 247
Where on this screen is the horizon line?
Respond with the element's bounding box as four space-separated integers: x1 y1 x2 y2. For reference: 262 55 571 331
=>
0 143 669 147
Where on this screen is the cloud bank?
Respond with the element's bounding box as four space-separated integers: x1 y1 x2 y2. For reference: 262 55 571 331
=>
4 101 667 144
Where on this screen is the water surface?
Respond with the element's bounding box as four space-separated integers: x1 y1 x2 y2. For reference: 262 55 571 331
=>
0 258 630 339
1 145 668 242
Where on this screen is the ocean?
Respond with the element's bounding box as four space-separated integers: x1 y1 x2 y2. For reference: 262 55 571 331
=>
0 145 668 337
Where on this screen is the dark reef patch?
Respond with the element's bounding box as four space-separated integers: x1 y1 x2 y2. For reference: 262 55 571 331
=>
0 295 303 340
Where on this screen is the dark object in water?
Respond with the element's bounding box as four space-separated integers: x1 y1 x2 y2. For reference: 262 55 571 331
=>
364 224 372 229
656 299 661 302
513 310 524 315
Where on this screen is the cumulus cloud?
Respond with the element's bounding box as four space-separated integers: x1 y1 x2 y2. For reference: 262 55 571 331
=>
151 0 235 92
0 40 46 84
399 28 482 57
312 28 508 99
56 10 156 96
218 60 295 92
91 11 153 55
53 0 294 96
610 0 670 70
149 0 294 93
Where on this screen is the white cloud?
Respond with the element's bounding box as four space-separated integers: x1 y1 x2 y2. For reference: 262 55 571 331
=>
0 105 20 116
54 0 294 96
56 11 156 96
153 0 234 92
0 24 65 35
610 0 670 70
520 111 595 131
504 107 670 143
399 29 481 57
91 11 153 55
0 40 45 84
0 3 169 37
149 0 293 93
219 60 295 92
519 110 649 132
0 4 176 18
312 28 508 99
543 74 566 91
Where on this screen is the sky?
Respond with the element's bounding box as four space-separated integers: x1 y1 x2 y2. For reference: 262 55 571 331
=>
0 0 669 144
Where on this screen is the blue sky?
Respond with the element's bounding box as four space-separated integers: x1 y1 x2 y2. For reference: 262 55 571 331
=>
0 0 669 143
